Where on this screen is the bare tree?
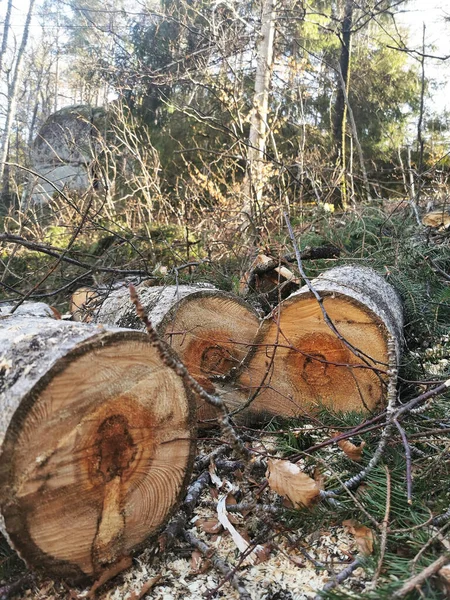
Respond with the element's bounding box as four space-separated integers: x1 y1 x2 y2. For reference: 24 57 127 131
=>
0 0 36 195
242 0 276 227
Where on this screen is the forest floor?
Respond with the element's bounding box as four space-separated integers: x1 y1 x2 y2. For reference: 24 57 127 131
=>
1 204 450 599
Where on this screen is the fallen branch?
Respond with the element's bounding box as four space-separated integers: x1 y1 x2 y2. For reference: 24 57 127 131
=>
161 471 211 548
183 529 252 600
314 556 363 599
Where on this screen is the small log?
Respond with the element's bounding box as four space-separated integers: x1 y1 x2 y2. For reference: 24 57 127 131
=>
0 302 56 319
0 315 196 582
235 265 403 418
91 284 261 422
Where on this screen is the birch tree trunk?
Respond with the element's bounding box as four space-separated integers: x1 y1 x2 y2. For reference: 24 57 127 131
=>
332 0 353 209
0 0 13 76
242 0 276 228
0 0 36 188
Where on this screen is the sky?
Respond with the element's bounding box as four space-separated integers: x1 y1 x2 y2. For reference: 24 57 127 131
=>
396 0 450 114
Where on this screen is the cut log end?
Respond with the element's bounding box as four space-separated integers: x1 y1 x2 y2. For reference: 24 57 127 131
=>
238 291 398 418
161 294 259 422
0 332 196 582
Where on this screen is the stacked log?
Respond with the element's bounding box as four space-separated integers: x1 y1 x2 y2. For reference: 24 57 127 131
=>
234 266 403 419
0 314 196 582
89 284 261 423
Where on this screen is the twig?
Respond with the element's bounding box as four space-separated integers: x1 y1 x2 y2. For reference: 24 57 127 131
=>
290 377 450 462
183 529 252 600
411 523 450 571
321 337 398 497
0 233 151 276
372 465 391 587
161 471 211 548
314 556 363 599
284 212 385 369
129 284 250 460
195 444 231 471
392 554 450 598
10 194 95 313
394 419 413 504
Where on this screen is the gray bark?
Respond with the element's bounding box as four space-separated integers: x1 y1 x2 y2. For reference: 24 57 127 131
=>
92 283 218 331
243 0 276 216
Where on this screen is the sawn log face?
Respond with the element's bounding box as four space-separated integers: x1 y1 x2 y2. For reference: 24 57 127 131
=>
236 266 403 418
0 317 196 581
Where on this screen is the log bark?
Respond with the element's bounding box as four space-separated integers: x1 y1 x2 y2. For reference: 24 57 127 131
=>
235 265 403 419
0 315 196 582
88 284 261 423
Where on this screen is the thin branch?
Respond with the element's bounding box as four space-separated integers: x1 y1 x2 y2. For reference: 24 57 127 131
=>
394 419 413 504
183 529 252 600
0 233 151 276
392 554 450 598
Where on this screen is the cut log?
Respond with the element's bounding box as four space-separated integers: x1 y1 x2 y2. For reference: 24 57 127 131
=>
0 301 56 319
0 316 196 582
235 265 403 419
91 284 261 423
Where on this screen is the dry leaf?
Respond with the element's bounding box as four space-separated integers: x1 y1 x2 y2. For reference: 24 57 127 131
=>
336 438 366 462
266 458 321 508
438 564 450 593
190 550 203 572
313 467 325 490
197 518 223 534
343 519 374 555
254 543 272 564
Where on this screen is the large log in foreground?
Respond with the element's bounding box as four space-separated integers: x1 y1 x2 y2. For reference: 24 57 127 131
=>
235 266 403 418
92 284 261 422
0 316 196 582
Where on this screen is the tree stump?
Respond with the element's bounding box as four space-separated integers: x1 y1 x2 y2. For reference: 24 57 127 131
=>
0 316 196 582
90 284 261 423
235 265 403 419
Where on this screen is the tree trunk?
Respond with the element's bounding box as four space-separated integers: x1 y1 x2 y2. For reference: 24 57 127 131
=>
0 315 196 582
0 0 36 188
332 0 353 209
235 266 403 420
83 284 261 423
241 0 276 232
0 0 13 76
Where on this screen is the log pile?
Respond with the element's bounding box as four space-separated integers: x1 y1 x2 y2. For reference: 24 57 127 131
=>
0 264 404 583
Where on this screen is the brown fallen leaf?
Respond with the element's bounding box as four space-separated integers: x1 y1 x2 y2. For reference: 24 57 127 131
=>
337 439 366 462
255 543 273 564
126 575 162 600
197 518 223 534
438 564 450 593
266 458 321 508
191 550 203 572
343 519 374 556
